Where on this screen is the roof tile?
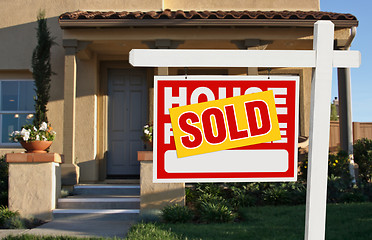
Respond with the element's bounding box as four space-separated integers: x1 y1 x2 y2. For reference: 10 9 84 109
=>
59 10 357 21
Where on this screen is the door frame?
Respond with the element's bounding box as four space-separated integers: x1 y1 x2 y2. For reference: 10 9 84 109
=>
98 61 154 180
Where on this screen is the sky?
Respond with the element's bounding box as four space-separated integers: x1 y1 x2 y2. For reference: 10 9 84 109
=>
321 1 372 122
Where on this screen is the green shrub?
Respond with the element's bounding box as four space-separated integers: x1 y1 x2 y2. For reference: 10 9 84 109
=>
0 206 20 228
139 209 162 223
353 138 372 183
286 182 307 205
340 190 366 203
185 187 197 206
229 184 256 209
262 186 289 205
161 204 193 223
195 183 224 198
359 182 372 201
327 174 351 203
3 216 24 229
328 151 350 179
199 201 236 223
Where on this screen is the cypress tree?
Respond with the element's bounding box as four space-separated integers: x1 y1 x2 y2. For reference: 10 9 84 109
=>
32 10 55 127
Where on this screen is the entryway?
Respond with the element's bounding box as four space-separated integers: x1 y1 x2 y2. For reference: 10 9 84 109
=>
107 68 148 178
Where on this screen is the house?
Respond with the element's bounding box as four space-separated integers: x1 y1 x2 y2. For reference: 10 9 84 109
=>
0 0 358 186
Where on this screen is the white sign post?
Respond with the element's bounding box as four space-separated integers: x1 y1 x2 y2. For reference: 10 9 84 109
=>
129 21 361 240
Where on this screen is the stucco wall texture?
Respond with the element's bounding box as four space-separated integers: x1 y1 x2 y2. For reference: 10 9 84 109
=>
8 162 61 221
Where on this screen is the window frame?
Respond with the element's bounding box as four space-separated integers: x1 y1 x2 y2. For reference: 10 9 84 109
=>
0 79 35 147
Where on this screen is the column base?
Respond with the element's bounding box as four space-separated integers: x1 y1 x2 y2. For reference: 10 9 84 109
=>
6 153 61 221
61 163 80 186
138 151 185 212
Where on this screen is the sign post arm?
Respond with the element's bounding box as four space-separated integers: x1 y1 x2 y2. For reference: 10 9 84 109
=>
305 21 335 240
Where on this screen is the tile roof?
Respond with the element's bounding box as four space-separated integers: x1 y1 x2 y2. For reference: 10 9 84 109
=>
59 10 358 28
60 9 356 21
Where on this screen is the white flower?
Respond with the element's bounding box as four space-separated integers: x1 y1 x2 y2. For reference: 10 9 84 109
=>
20 128 29 135
36 135 40 141
144 129 150 135
39 122 48 131
33 126 37 131
22 131 30 141
42 136 47 141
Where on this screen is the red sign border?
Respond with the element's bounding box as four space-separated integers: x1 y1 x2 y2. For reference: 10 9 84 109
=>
154 75 299 183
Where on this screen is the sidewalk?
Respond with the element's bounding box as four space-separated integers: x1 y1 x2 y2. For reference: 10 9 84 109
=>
0 218 134 239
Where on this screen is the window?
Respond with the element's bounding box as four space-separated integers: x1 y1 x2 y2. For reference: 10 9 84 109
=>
0 80 35 145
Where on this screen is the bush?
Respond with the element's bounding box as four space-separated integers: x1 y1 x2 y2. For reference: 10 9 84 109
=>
327 174 350 203
353 138 372 183
262 184 290 205
229 184 256 209
328 151 350 179
359 182 372 201
161 204 193 223
340 188 367 203
0 206 22 229
139 209 162 223
199 201 236 223
3 216 24 229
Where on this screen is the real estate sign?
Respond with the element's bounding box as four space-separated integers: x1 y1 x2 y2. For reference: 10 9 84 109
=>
154 75 299 183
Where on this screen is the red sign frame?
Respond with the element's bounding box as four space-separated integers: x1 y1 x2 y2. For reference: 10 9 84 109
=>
154 75 299 183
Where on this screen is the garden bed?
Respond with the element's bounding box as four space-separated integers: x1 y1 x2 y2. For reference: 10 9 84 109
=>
127 202 372 240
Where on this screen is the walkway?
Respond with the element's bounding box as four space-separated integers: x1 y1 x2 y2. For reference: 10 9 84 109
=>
0 217 134 239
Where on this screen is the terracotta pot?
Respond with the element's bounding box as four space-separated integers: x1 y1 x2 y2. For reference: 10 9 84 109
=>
20 141 53 153
144 141 153 151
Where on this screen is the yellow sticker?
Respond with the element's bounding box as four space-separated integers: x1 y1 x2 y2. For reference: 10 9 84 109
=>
169 90 281 158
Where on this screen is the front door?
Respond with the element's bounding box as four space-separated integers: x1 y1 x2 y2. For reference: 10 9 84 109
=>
107 68 148 177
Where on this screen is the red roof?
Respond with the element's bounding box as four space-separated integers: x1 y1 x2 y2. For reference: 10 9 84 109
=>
60 10 356 21
59 10 358 28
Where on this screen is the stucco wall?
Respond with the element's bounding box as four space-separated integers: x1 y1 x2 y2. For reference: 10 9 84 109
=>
0 0 163 70
8 162 61 221
164 0 320 11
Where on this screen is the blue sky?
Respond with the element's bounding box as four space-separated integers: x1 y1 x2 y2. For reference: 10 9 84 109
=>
321 1 372 122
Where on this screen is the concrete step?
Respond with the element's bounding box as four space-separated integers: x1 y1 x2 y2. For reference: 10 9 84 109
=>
52 209 140 221
73 184 140 196
58 197 140 209
103 179 140 184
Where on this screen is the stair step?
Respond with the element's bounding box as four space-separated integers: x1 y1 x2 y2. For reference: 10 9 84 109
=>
73 185 140 196
58 197 140 209
103 179 140 184
53 209 140 221
67 195 140 198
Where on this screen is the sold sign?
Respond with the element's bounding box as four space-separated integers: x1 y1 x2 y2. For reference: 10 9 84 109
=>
170 91 281 158
154 75 299 183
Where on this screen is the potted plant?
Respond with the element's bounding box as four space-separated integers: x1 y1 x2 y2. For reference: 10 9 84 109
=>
10 10 56 153
141 123 153 150
10 122 56 153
